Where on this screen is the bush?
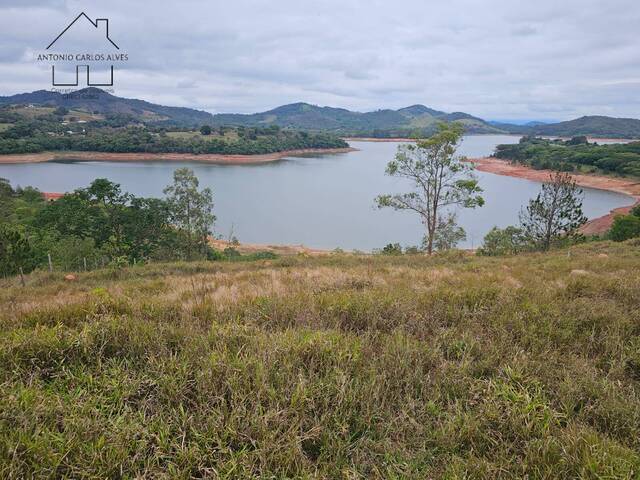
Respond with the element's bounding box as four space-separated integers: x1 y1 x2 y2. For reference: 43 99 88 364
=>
609 215 640 242
478 226 527 256
47 236 99 271
381 243 403 255
0 224 37 276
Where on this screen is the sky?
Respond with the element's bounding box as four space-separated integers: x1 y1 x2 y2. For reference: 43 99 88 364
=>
0 0 639 121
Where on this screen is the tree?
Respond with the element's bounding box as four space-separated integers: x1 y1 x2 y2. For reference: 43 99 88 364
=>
519 172 587 251
163 168 215 259
477 226 527 256
200 125 212 136
375 123 484 254
609 214 640 242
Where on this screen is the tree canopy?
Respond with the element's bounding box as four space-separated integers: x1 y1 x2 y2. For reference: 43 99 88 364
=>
376 123 484 254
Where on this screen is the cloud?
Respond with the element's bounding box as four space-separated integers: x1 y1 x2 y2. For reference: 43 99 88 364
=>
0 0 639 120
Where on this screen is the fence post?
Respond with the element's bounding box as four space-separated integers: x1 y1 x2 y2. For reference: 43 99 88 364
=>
48 253 53 272
19 267 25 287
83 257 87 271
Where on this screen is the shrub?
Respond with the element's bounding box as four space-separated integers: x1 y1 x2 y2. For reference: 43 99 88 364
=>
381 243 403 255
609 214 640 242
478 226 527 256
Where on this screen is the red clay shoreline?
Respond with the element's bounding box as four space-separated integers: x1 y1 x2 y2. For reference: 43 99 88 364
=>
0 147 357 165
470 156 640 235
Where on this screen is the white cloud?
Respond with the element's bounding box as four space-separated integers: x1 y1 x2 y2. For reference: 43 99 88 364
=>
1 0 639 121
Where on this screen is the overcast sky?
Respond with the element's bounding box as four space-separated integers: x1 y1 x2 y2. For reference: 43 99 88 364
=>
1 0 639 121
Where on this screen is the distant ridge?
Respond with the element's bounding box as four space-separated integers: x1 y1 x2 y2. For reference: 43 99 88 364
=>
0 88 214 126
211 102 504 136
2 89 640 138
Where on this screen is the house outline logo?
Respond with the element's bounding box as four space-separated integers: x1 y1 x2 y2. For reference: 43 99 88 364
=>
47 12 120 50
43 12 126 88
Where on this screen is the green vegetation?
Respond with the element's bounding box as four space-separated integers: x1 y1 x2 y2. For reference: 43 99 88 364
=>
529 116 640 139
4 88 640 139
478 172 588 255
0 171 221 276
477 226 527 256
494 136 640 177
0 87 213 126
518 172 587 251
1 240 640 477
376 123 484 254
609 206 640 242
211 102 504 137
0 113 348 155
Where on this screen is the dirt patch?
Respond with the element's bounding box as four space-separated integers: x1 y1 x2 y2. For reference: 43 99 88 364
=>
209 239 330 256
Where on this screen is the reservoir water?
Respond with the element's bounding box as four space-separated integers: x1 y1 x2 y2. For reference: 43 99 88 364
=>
0 135 632 250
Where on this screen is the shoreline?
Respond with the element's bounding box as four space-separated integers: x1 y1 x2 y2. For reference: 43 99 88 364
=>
470 156 640 235
0 147 357 165
343 137 417 142
346 136 638 143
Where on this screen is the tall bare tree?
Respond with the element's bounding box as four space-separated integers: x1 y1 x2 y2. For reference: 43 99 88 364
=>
519 171 587 250
375 123 484 254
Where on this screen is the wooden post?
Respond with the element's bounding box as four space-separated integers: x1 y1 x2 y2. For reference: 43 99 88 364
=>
48 253 53 272
83 257 87 271
19 267 25 287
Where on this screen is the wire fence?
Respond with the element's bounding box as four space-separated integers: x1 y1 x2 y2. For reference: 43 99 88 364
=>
3 253 147 287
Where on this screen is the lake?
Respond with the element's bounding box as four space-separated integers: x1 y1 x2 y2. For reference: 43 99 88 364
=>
0 135 632 251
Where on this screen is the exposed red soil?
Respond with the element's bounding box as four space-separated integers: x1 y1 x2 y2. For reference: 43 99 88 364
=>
0 147 356 165
342 137 417 142
470 156 640 235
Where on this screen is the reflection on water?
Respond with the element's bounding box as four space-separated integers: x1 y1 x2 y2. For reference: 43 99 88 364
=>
0 135 632 250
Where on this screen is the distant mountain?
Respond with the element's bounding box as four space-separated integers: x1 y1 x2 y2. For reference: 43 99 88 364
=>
2 89 640 138
528 116 640 139
0 88 214 126
211 102 504 136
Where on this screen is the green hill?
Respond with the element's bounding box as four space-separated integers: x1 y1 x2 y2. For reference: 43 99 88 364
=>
0 88 215 126
530 116 640 139
212 102 505 136
3 89 640 138
1 241 640 477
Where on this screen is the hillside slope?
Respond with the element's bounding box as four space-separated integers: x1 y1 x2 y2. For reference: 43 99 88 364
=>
212 102 504 136
3 89 640 138
0 88 214 126
1 241 639 477
531 115 640 139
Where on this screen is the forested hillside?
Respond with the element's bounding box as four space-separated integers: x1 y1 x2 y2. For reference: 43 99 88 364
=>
211 102 504 136
494 136 640 176
0 106 347 155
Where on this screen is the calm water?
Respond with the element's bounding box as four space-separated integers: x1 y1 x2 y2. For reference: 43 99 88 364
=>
0 135 632 250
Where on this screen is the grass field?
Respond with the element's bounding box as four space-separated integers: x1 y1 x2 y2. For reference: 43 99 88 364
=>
1 241 639 478
166 130 239 141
